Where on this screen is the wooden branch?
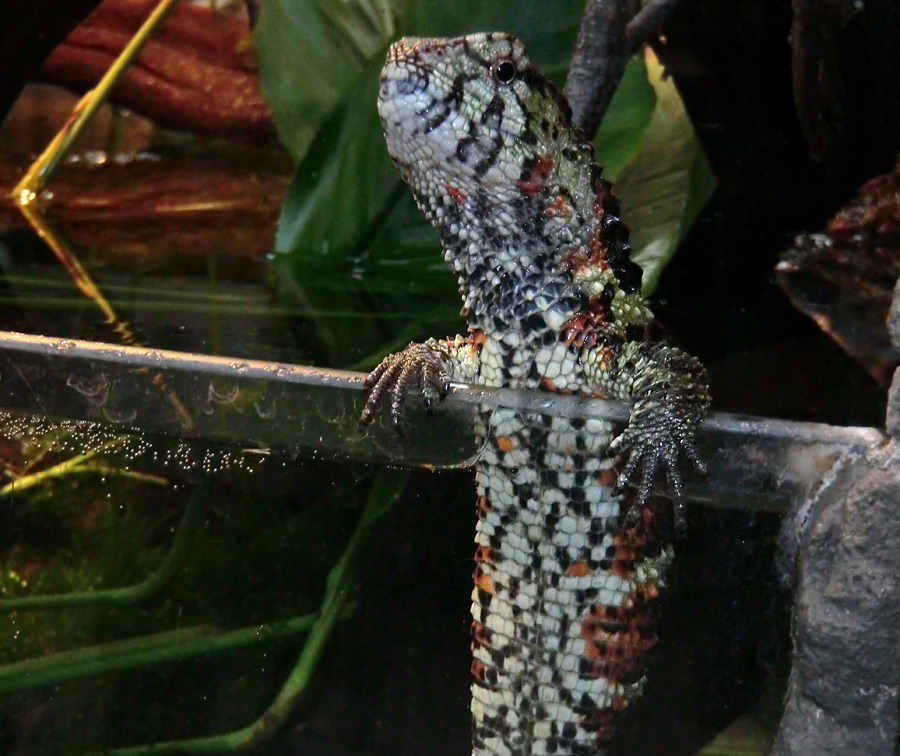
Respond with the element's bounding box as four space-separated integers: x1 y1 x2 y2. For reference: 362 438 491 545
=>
564 0 630 136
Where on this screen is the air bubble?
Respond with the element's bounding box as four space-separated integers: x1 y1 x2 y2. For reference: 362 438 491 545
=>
207 380 239 405
0 410 268 481
254 396 277 419
67 372 110 406
103 406 138 424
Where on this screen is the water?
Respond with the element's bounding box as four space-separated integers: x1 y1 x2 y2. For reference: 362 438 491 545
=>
0 86 878 756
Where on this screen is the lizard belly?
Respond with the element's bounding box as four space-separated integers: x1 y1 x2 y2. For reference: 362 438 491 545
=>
469 406 671 755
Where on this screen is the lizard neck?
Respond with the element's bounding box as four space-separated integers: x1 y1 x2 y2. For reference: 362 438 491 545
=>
436 190 589 340
414 141 649 344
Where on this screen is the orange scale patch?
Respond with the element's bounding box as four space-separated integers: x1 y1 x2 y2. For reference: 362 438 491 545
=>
595 468 619 487
471 657 488 685
545 194 572 217
471 619 490 649
473 564 493 594
561 309 614 350
579 590 660 683
611 695 631 712
516 153 555 196
562 315 594 348
606 536 638 578
467 328 486 345
588 234 611 267
541 377 572 393
558 246 589 274
474 544 492 565
495 435 515 452
564 560 592 577
442 182 466 203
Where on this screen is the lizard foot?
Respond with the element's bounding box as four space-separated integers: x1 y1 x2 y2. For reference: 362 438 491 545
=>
609 386 707 534
359 338 453 434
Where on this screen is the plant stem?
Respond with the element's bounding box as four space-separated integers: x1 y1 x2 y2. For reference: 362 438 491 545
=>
9 0 180 198
0 479 205 611
97 469 409 755
0 613 324 695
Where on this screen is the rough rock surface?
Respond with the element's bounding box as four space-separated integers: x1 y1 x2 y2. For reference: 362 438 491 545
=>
773 279 900 756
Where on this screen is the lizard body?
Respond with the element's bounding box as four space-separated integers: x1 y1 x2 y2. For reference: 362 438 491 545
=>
361 33 710 755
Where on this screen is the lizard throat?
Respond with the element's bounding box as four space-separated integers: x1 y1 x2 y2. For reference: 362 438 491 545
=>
441 230 587 339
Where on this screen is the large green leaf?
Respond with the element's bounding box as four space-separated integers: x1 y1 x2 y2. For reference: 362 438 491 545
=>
273 52 398 261
268 0 588 260
252 0 398 160
594 55 656 180
400 3 586 80
268 51 463 368
611 50 717 293
263 1 588 366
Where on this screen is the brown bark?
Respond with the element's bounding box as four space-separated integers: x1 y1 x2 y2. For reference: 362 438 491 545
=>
37 0 276 138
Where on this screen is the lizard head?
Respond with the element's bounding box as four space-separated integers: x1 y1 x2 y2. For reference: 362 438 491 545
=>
377 33 596 244
377 33 645 331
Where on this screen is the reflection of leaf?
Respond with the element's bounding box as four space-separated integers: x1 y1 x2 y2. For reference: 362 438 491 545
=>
610 49 717 295
0 433 166 496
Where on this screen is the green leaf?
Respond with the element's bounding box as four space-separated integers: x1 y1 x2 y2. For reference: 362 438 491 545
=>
268 50 463 368
273 52 400 259
607 50 717 295
252 0 398 160
593 55 657 179
269 1 588 264
401 3 585 82
266 2 589 366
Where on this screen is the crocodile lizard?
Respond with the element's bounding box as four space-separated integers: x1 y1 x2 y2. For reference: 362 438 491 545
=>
360 33 710 755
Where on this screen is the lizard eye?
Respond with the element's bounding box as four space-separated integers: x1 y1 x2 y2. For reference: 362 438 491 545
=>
492 59 516 85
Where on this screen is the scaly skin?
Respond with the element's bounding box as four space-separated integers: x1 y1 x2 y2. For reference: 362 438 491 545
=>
361 33 710 755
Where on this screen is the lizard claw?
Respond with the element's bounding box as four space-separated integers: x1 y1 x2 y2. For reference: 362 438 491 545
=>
610 391 707 535
359 339 453 432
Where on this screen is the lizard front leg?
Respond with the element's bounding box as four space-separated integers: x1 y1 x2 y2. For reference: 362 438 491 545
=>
583 340 711 531
359 335 481 431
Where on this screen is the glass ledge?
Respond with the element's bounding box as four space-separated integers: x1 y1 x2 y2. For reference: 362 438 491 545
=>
0 330 885 515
